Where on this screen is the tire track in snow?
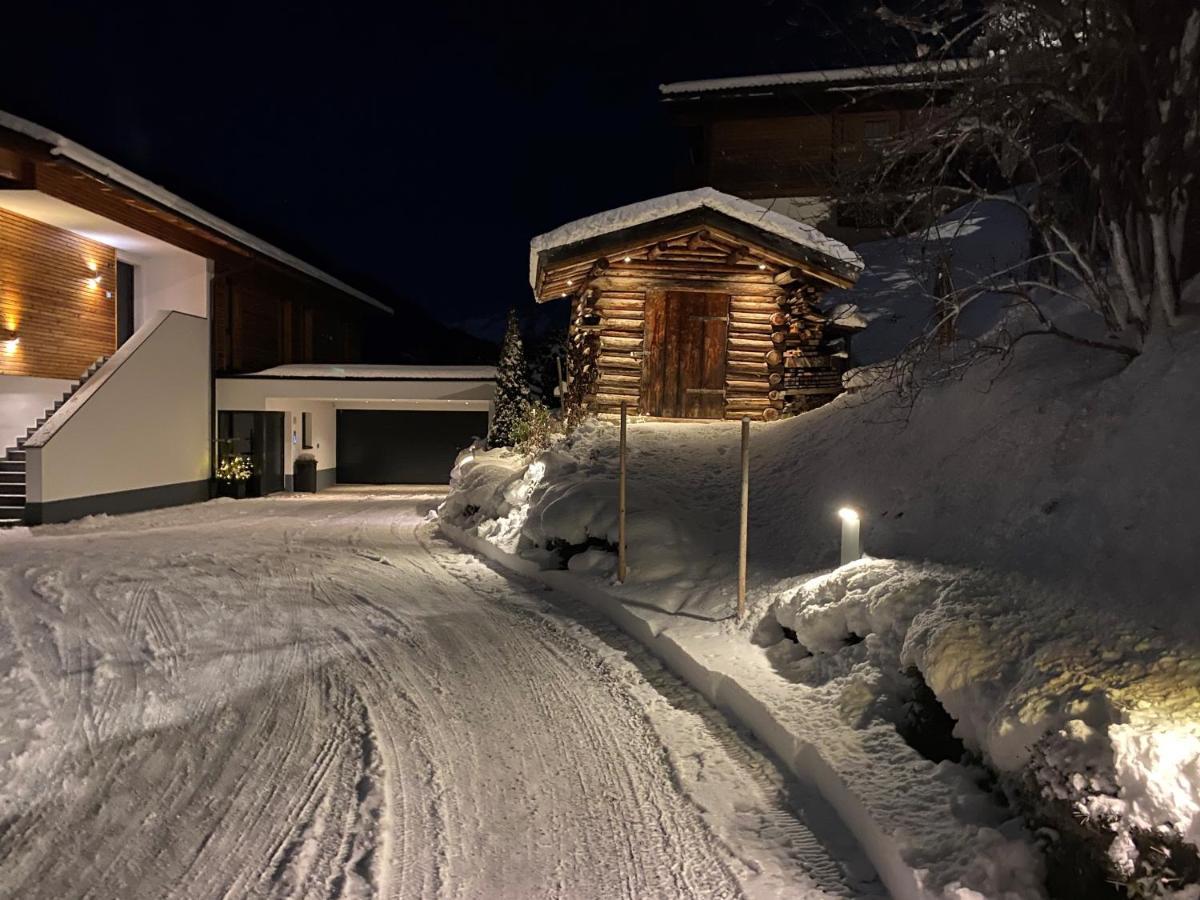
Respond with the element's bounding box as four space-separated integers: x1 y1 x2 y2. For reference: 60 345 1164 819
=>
0 490 857 899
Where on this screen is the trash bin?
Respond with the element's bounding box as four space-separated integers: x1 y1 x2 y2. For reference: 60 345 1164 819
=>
293 456 317 493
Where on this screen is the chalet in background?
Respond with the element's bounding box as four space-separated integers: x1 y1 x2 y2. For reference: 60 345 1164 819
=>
530 189 863 423
660 61 973 244
0 111 494 525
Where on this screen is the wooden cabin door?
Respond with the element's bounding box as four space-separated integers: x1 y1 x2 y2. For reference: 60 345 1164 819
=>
642 290 729 419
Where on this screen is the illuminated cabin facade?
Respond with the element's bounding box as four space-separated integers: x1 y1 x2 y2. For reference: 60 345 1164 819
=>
530 189 863 422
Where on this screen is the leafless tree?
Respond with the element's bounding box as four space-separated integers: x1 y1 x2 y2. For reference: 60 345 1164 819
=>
849 0 1198 352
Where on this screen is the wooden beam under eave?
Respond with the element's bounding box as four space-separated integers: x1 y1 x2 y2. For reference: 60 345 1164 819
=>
773 264 854 290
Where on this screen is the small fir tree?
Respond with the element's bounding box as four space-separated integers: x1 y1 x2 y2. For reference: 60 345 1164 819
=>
488 308 531 447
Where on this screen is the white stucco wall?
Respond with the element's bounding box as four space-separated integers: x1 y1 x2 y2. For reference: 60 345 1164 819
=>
278 401 336 477
0 375 72 452
119 251 210 325
26 311 211 504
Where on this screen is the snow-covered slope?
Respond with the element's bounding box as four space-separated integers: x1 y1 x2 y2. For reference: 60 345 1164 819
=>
445 201 1200 894
822 197 1035 365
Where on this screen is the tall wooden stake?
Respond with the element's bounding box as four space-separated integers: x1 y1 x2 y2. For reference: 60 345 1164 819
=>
618 401 628 583
738 416 750 620
555 355 566 405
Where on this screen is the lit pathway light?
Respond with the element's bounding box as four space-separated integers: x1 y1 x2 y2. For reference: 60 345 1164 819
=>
838 506 862 565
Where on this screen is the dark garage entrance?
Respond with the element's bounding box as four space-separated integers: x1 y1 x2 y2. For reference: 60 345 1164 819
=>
336 410 489 484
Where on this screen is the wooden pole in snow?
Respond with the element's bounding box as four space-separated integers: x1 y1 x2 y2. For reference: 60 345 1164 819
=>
737 416 750 620
618 401 628 583
555 355 566 406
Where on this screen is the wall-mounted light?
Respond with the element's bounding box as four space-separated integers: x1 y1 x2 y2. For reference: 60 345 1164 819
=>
758 263 767 270
2 330 18 354
623 255 632 263
86 275 103 290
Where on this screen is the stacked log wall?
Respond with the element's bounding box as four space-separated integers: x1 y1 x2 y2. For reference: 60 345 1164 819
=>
555 229 848 422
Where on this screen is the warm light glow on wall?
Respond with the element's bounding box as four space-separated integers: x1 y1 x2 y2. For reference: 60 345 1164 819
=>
2 336 19 355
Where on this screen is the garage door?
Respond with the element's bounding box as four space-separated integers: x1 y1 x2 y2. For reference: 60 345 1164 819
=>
336 410 489 484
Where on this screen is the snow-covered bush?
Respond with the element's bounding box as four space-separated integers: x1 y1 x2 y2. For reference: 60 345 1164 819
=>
511 401 560 456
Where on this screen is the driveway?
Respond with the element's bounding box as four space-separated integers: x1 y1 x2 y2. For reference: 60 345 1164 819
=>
0 488 877 899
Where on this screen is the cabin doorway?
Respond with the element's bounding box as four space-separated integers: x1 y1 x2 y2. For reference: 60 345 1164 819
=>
642 290 729 419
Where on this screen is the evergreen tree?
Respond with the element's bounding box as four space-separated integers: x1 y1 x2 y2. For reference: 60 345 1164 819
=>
488 308 531 447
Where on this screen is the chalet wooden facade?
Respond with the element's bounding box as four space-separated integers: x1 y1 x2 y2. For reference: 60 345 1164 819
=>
530 190 863 422
0 121 391 378
659 61 973 243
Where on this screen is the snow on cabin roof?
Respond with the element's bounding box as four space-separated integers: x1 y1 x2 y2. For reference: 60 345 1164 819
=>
528 187 863 289
659 58 979 97
243 364 496 381
0 109 392 315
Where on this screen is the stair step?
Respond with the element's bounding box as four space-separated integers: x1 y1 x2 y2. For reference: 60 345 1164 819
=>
6 450 26 461
0 472 23 484
0 506 23 520
0 495 25 507
0 461 23 473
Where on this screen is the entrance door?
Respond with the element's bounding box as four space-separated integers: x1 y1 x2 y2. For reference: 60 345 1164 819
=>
116 262 135 345
642 290 729 419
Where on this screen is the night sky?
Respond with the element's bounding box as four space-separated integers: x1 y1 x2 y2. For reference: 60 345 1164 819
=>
2 1 897 336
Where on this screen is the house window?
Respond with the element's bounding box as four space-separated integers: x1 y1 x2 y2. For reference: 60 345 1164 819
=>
301 412 313 449
863 119 893 143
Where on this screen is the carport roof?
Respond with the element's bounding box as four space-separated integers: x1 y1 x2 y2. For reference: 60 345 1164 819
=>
242 364 496 381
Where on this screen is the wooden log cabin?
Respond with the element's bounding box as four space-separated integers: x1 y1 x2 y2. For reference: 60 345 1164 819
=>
529 189 864 422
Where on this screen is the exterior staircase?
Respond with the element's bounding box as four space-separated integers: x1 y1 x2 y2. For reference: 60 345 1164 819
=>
0 356 109 527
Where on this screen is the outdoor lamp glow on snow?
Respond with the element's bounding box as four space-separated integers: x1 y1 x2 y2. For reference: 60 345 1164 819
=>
838 506 862 565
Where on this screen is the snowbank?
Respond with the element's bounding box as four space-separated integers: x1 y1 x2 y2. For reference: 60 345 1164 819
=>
774 561 1200 857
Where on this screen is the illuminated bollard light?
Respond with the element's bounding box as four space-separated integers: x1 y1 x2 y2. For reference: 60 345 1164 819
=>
838 507 862 566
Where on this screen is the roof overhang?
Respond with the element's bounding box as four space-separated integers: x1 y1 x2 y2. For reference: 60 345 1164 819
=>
0 110 393 315
659 59 981 101
531 206 861 301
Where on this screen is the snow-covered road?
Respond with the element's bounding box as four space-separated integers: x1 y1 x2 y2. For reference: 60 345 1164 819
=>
0 489 878 899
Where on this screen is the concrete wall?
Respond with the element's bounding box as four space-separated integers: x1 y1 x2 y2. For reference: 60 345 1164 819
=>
119 251 210 326
25 311 211 521
0 375 72 452
280 401 336 485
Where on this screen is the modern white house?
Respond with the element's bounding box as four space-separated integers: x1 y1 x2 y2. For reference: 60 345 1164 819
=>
0 111 494 525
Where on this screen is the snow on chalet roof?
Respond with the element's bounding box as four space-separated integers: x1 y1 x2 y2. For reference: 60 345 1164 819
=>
244 364 496 381
659 59 978 97
0 109 391 315
529 187 863 289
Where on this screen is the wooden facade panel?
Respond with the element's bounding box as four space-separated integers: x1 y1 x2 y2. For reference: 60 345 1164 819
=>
34 163 244 261
709 115 834 197
0 207 116 380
